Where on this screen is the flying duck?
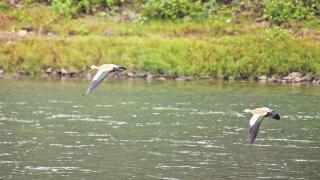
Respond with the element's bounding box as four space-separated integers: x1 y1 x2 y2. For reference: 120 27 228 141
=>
85 64 126 95
244 107 280 144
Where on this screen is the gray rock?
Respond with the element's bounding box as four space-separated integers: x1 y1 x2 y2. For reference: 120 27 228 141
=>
45 67 53 74
257 75 267 83
300 75 313 82
0 69 4 75
282 76 291 81
61 68 68 75
288 72 301 79
176 76 193 81
17 30 28 36
126 72 135 78
156 77 166 81
267 76 277 82
51 71 58 76
258 75 267 81
57 68 68 76
146 73 153 81
282 77 292 83
282 72 302 83
21 25 33 32
28 32 36 36
293 77 302 83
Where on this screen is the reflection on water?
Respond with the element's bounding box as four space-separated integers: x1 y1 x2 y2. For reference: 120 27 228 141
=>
0 79 320 179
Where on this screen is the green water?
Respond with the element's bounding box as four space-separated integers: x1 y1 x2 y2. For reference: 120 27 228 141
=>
0 79 319 179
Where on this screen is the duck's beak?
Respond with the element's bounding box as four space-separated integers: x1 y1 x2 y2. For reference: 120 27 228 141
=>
267 112 280 120
113 66 126 72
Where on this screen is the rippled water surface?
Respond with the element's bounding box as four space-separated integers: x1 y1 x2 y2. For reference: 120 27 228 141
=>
0 79 319 179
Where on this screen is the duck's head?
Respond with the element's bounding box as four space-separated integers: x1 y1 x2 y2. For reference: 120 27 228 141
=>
266 111 280 120
264 108 280 120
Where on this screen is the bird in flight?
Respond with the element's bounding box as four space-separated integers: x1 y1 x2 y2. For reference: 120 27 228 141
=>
85 64 126 95
244 107 280 144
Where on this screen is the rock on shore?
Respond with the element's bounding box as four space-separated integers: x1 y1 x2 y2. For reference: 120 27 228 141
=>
258 72 319 84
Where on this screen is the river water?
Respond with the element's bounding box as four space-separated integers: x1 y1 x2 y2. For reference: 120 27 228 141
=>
0 79 319 179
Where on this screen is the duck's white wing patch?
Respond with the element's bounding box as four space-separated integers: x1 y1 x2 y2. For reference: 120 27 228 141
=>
248 114 264 144
85 69 111 95
249 114 260 126
92 69 106 81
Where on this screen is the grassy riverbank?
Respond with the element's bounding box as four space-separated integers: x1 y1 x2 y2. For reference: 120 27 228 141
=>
0 4 319 79
1 29 319 78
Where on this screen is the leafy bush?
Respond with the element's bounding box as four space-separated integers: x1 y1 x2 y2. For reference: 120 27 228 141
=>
264 0 315 25
50 0 131 18
51 0 77 18
141 0 219 20
0 0 9 11
8 9 32 22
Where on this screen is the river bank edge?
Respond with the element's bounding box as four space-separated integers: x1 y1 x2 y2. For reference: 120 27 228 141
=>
1 69 320 85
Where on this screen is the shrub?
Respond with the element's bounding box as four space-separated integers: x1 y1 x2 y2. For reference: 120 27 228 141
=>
0 0 9 11
50 0 132 18
8 9 32 22
141 0 219 20
263 0 315 25
51 0 77 18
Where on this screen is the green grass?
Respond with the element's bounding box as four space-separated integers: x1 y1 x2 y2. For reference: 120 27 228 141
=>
0 31 319 78
0 5 268 37
0 5 319 79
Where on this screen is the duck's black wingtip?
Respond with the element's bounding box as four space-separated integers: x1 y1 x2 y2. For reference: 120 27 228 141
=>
273 114 280 120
